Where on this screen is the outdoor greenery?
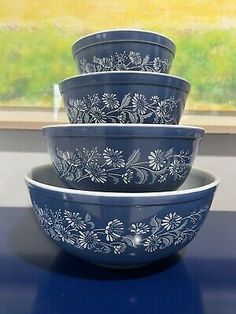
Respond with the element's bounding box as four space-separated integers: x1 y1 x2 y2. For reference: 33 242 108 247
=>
0 0 235 111
0 26 76 107
172 29 236 110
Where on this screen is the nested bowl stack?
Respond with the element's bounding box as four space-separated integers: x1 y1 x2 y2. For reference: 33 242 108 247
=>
25 164 219 269
24 28 219 269
60 72 190 125
72 29 176 74
43 124 204 192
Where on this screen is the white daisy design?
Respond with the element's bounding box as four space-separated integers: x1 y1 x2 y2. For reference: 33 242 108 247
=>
90 107 106 123
150 95 160 104
113 243 127 255
122 169 134 184
155 100 168 118
148 150 167 171
144 235 162 252
102 93 119 109
95 57 113 71
128 51 142 65
64 211 86 230
85 163 107 183
153 57 162 72
129 223 150 235
118 111 127 123
69 98 87 111
115 52 128 64
32 202 209 256
169 159 182 176
132 94 148 115
85 94 100 111
34 204 53 227
105 219 124 241
54 224 75 245
103 147 125 168
77 230 100 250
158 174 168 183
161 213 182 231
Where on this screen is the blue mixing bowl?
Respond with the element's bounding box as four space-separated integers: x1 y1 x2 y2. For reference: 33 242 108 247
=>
25 164 219 269
59 72 190 125
72 29 176 74
42 124 204 192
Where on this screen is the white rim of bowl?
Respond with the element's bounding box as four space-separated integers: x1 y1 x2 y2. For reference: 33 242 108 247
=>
74 29 174 45
42 123 205 132
25 167 219 199
58 71 191 86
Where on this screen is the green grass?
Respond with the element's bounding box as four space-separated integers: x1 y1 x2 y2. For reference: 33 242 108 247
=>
0 26 235 110
171 29 236 109
0 26 77 107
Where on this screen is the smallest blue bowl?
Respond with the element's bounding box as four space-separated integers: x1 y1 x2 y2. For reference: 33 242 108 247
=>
72 29 176 74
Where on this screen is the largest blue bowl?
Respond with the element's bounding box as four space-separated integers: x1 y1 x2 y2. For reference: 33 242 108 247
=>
43 124 204 192
72 29 176 74
25 164 218 269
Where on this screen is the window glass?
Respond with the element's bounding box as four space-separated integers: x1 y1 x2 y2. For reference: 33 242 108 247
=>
0 1 235 114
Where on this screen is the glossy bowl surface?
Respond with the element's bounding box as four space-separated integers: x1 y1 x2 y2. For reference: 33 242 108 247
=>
43 124 204 192
25 164 219 268
59 72 190 125
72 29 176 74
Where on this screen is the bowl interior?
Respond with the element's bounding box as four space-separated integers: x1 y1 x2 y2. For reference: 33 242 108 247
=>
30 164 215 193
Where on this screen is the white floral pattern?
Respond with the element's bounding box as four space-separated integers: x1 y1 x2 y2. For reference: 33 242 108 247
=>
161 213 182 231
129 223 150 235
77 230 100 249
52 146 191 186
79 51 170 73
103 148 125 168
33 202 210 255
148 150 168 171
64 210 86 230
66 93 181 124
105 219 124 242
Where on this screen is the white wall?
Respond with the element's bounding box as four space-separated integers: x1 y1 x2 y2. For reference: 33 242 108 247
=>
0 130 235 210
